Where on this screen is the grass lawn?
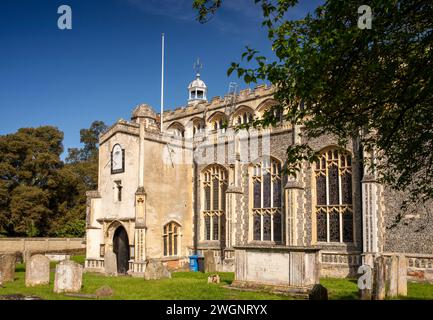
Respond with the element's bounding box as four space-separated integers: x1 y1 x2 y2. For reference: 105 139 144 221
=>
1 255 433 300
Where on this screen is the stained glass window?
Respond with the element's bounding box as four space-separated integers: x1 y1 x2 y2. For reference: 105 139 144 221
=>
315 148 354 243
251 158 282 243
328 164 339 205
273 213 282 242
205 215 211 240
263 174 271 208
263 215 271 241
163 222 180 256
253 215 261 241
316 211 327 242
205 186 211 211
341 172 352 205
316 175 327 205
212 178 219 210
273 178 281 208
212 215 219 240
202 165 227 242
253 181 261 208
220 215 226 247
343 212 353 242
329 211 340 242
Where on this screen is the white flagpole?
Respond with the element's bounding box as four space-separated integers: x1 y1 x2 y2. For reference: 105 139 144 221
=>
160 33 165 133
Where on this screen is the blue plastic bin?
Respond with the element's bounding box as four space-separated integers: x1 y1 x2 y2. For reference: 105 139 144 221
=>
189 255 199 272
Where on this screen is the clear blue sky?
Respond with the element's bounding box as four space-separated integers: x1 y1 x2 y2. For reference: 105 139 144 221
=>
0 0 321 155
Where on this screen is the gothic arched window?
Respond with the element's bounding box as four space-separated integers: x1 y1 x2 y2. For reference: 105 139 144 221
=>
315 148 353 243
202 165 227 242
163 222 180 256
193 119 204 135
251 158 282 242
208 113 227 133
168 123 185 138
111 144 125 174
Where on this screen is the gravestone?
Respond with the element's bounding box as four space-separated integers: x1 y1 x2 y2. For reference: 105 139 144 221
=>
397 255 407 296
25 254 50 287
53 260 83 293
387 255 399 297
204 250 216 273
357 264 373 300
207 274 220 284
144 259 171 280
0 254 16 283
23 251 33 263
308 284 328 300
104 250 117 276
0 294 43 300
95 285 114 298
45 254 70 262
373 256 386 300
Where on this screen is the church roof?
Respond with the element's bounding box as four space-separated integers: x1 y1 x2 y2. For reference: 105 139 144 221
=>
131 104 157 120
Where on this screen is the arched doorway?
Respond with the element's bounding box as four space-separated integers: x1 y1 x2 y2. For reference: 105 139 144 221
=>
113 226 130 274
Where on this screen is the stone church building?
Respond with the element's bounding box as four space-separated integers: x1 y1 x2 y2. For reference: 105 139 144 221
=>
85 71 433 282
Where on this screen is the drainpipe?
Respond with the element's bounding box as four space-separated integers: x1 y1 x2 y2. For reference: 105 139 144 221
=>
193 158 199 255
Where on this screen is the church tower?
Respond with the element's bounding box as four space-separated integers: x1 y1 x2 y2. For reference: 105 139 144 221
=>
188 59 207 105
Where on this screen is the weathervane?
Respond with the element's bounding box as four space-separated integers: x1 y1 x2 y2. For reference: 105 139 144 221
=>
193 58 203 76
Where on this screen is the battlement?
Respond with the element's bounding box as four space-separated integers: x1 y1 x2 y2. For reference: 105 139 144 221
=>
162 83 274 122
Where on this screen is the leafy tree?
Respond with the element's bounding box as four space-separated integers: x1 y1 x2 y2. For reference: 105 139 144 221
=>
0 126 63 235
66 121 107 163
0 121 106 237
53 120 107 237
193 0 433 204
10 186 51 236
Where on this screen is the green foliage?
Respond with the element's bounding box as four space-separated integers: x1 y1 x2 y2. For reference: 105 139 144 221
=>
0 121 106 237
4 263 433 300
193 0 433 204
10 186 51 236
66 121 107 164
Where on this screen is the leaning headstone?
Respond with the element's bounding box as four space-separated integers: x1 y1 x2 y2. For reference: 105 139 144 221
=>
397 254 407 296
0 254 16 283
204 250 216 273
387 255 399 297
25 254 50 287
104 250 117 276
144 259 171 280
308 284 328 300
207 274 220 284
53 260 83 293
357 264 373 300
373 256 386 300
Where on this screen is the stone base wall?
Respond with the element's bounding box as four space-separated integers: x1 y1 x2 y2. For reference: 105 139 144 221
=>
319 251 433 283
84 258 105 273
382 252 433 283
196 247 235 272
320 251 362 278
0 238 85 254
161 257 190 272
